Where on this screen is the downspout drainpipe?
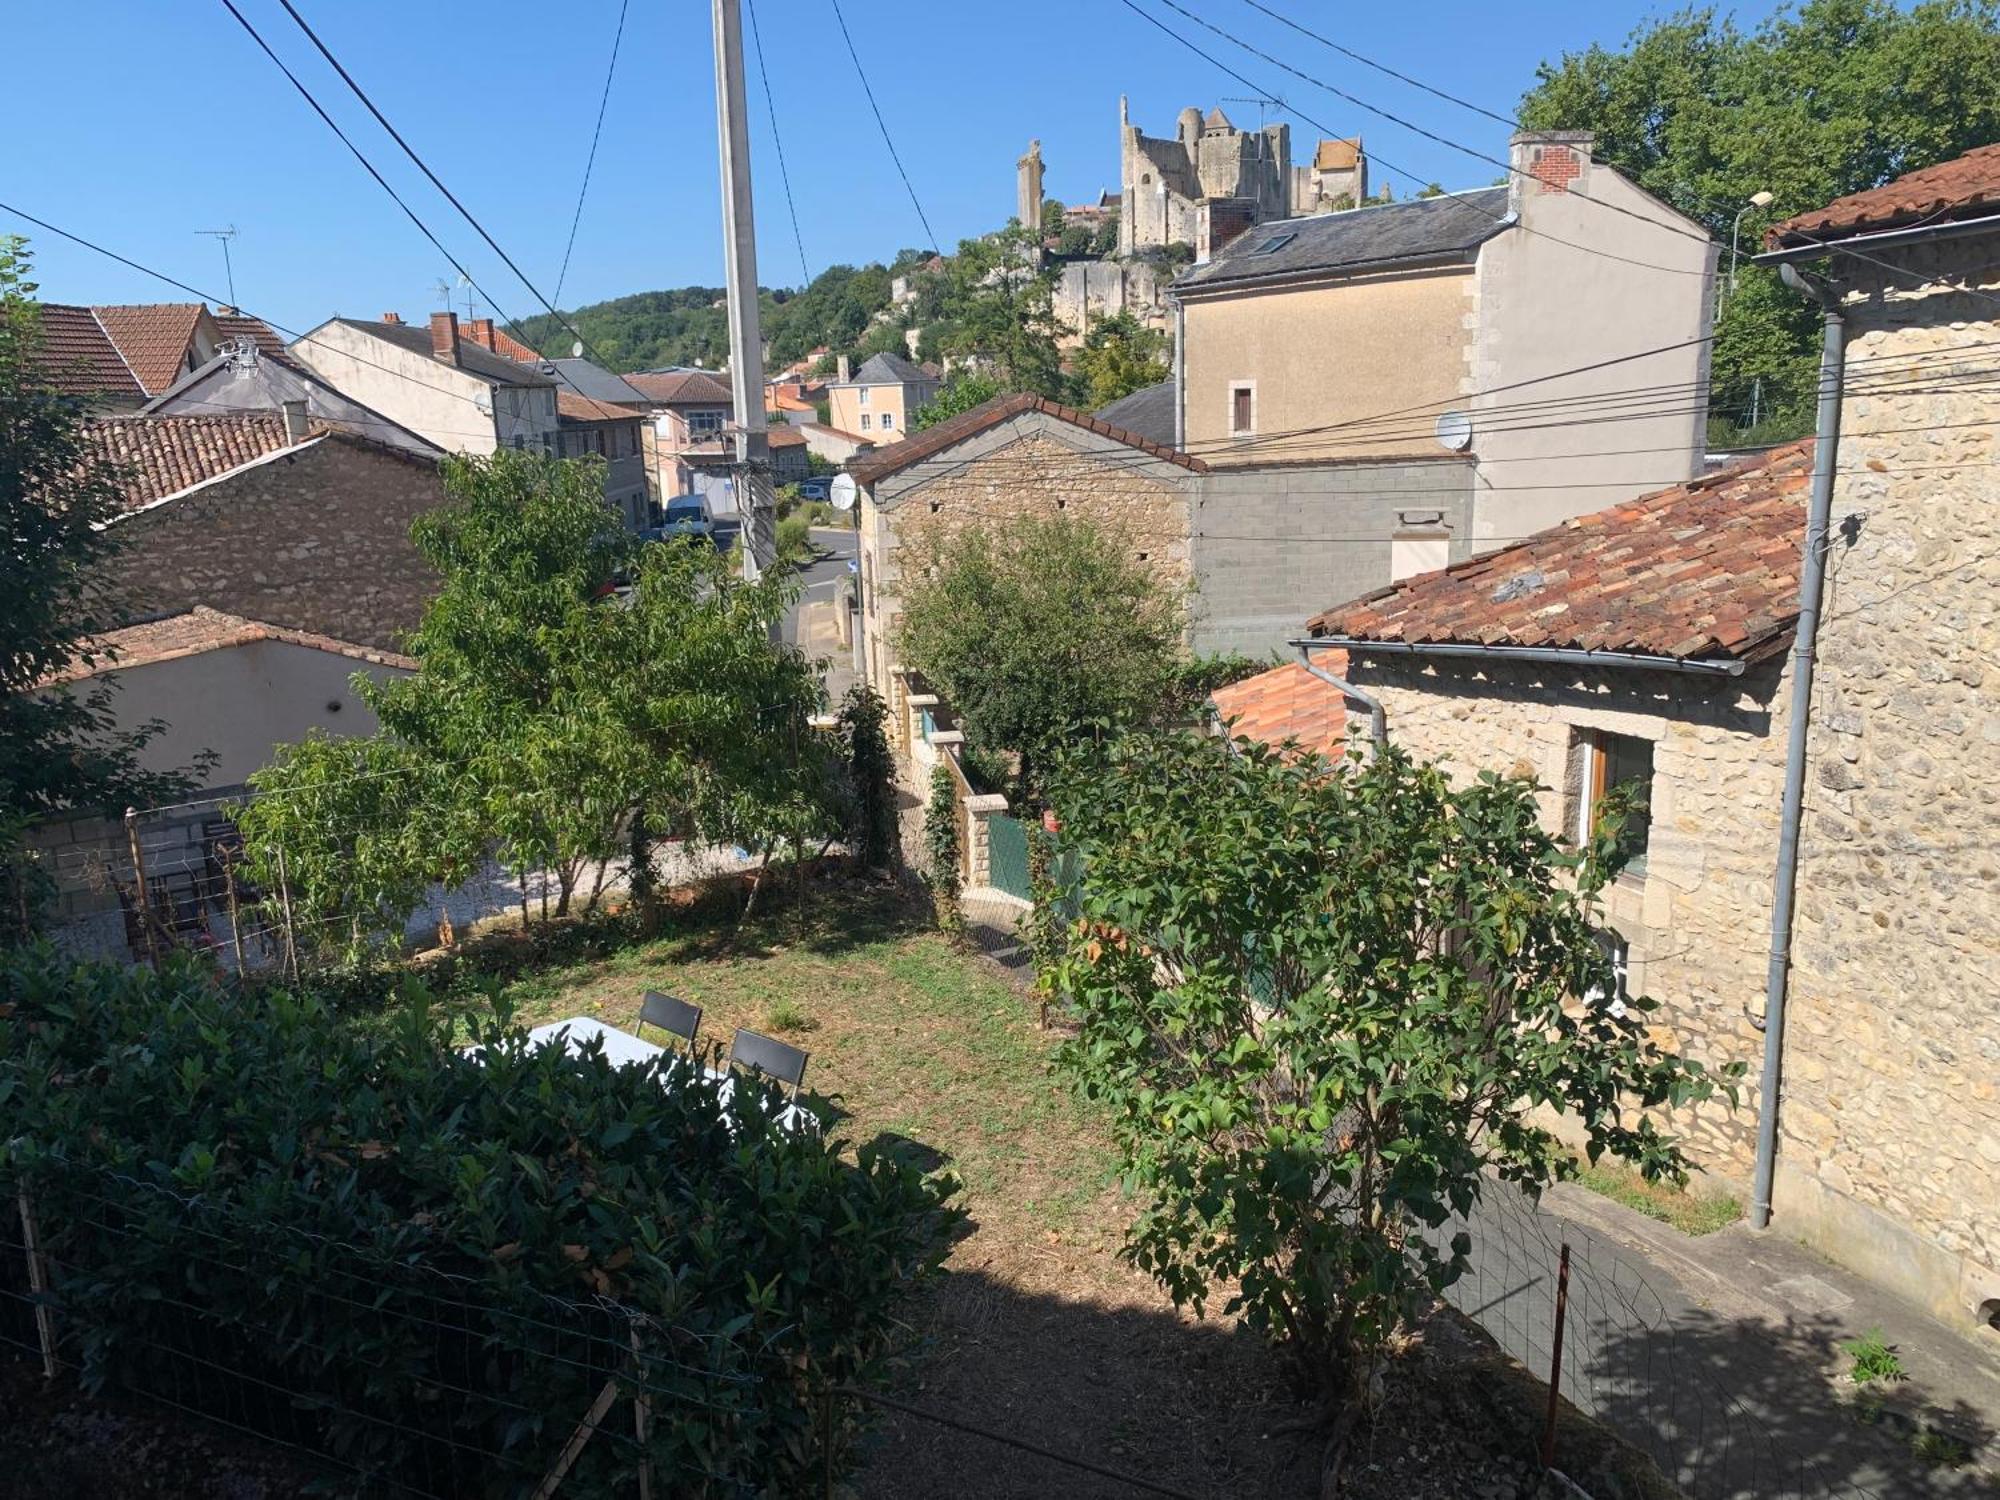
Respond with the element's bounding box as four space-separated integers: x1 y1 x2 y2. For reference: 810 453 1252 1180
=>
1171 295 1186 452
1291 639 1388 752
1750 266 1845 1230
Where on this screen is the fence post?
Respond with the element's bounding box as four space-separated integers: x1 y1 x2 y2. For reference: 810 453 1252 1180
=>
16 1186 57 1379
223 857 247 978
274 845 301 982
1540 1241 1572 1469
125 807 159 968
630 1329 652 1500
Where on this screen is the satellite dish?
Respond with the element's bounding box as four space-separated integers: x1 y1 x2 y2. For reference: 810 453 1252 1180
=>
571 340 583 358
1435 410 1473 452
829 474 859 512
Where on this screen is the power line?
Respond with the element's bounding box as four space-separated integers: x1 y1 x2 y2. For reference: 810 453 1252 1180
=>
552 0 630 307
746 0 810 286
268 0 610 370
826 0 939 253
1237 0 1515 129
1117 0 1711 280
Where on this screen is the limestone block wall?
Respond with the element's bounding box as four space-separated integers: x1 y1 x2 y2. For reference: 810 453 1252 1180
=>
861 419 1195 703
103 437 446 652
1342 653 1795 1176
1780 237 2000 1328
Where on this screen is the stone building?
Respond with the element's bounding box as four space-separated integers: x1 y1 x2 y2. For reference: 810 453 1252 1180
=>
1117 98 1293 255
1017 138 1044 232
86 412 449 651
1292 137 1368 215
844 394 1202 700
1756 146 2000 1334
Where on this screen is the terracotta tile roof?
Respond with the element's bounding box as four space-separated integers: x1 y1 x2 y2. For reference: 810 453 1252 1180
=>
47 606 415 685
625 369 734 405
457 317 545 363
81 413 305 513
556 391 638 423
847 392 1208 486
799 423 873 446
1310 441 1816 665
91 304 205 394
1211 659 1349 757
766 425 807 447
1314 137 1362 171
1768 143 2000 247
34 304 145 398
211 309 292 364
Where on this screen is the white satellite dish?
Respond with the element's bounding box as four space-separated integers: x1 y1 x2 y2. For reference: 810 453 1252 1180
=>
1435 411 1473 452
829 473 859 512
571 340 583 358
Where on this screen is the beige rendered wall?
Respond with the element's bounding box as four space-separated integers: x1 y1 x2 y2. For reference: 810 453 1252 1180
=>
1467 159 1716 546
289 322 504 456
1181 265 1473 459
1345 653 1792 1181
90 640 407 789
828 381 923 440
1777 236 2000 1332
859 418 1194 703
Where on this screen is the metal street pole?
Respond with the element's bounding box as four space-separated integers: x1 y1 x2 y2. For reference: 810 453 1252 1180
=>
713 0 775 579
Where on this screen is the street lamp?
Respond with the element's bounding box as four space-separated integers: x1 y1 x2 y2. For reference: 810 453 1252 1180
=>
1729 190 1776 295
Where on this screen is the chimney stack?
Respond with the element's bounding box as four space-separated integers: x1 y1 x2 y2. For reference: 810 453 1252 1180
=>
429 311 460 365
463 317 496 351
382 311 403 324
1507 129 1593 216
281 399 310 443
836 354 851 383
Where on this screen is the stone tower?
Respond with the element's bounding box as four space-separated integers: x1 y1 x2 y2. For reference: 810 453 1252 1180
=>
1017 139 1044 231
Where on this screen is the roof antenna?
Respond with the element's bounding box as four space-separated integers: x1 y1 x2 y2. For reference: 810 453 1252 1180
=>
195 226 239 307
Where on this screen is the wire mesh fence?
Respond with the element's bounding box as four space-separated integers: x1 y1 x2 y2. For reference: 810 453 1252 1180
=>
0 1168 790 1498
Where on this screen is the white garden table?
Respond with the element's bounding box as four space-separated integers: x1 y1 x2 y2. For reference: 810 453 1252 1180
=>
519 1016 816 1133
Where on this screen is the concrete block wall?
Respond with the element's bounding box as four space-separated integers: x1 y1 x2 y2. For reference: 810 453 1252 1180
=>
1192 459 1475 658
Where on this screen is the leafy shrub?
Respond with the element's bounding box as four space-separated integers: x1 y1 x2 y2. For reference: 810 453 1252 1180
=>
834 685 896 870
1840 1328 1907 1385
775 510 812 561
922 765 962 937
0 948 955 1495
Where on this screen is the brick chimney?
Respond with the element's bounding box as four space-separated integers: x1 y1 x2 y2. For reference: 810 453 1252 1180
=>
463 317 496 351
382 311 403 324
836 354 852 383
429 311 460 365
1508 130 1593 216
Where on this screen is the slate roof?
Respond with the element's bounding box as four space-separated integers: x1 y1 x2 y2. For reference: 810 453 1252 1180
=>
1211 659 1349 757
1176 186 1511 293
546 357 651 406
1309 441 1815 665
1767 143 2000 247
47 606 415 685
625 369 734 405
847 391 1206 487
82 413 307 512
839 351 931 387
1093 379 1177 447
90 304 206 394
330 318 554 387
34 304 145 399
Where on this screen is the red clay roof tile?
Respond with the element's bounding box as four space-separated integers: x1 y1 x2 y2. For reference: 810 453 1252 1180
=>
34 304 146 399
1211 659 1350 757
47 606 415 685
90 304 206 394
846 391 1207 486
1768 143 2000 247
82 413 305 513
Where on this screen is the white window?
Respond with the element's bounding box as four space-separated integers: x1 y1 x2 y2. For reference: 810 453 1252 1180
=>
1391 531 1450 582
1568 729 1653 875
857 387 871 406
860 413 872 430
1228 382 1255 437
879 411 895 431
687 409 724 437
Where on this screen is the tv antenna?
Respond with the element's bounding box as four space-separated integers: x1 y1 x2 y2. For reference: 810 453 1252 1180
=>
1222 95 1284 135
196 226 239 305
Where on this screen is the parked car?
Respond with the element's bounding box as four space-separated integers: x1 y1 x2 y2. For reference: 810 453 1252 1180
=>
796 476 832 502
650 495 716 546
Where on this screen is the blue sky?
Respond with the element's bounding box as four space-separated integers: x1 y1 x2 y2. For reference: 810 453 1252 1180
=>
7 0 1788 334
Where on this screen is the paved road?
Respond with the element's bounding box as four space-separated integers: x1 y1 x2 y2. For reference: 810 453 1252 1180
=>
785 526 861 704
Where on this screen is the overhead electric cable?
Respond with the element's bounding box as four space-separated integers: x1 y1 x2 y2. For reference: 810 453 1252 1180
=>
747 0 811 284
826 0 940 253
553 0 630 306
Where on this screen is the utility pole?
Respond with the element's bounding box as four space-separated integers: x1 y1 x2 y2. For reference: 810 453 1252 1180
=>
713 0 775 579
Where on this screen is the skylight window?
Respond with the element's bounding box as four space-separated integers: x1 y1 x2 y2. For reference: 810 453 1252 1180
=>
1250 232 1296 255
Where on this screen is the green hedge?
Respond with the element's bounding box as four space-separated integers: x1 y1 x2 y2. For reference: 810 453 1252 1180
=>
0 948 955 1495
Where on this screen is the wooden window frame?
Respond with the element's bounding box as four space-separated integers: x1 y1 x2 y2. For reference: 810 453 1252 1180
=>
1229 380 1256 438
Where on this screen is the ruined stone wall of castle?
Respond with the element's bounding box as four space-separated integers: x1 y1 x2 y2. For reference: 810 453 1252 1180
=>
1341 654 1794 1180
1779 236 2000 1328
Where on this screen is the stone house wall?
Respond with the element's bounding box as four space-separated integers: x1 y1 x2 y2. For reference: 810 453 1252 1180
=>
101 436 446 652
1343 653 1795 1176
1779 235 2000 1330
859 416 1195 699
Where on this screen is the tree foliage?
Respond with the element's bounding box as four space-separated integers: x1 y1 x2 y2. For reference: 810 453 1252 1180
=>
911 372 1004 432
1073 310 1170 410
896 515 1186 793
0 238 205 934
1047 730 1735 1414
236 450 826 956
834 684 896 871
1520 0 2000 438
916 227 1068 400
